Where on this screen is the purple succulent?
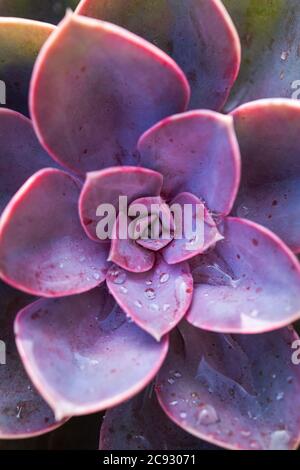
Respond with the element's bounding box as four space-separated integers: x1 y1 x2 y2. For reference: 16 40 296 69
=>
0 0 300 451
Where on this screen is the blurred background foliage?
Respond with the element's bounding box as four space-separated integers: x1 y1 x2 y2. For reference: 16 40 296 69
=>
0 0 79 24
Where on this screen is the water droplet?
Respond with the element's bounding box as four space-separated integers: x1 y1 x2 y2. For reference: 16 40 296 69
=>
110 269 126 285
241 430 251 437
93 273 100 280
160 273 170 284
250 440 260 449
150 303 159 312
59 263 64 269
175 278 189 302
276 391 284 401
270 430 290 450
197 405 219 425
16 406 22 419
119 286 128 294
146 280 153 286
167 377 175 385
174 371 182 378
237 204 249 217
90 359 99 366
145 288 156 300
170 400 178 406
281 51 288 61
163 304 171 312
272 374 276 379
180 412 187 419
134 300 143 309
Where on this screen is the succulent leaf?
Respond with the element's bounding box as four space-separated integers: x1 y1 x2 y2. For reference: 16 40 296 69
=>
0 109 57 214
100 386 219 450
137 111 241 214
76 0 241 110
156 322 300 450
232 99 300 253
0 169 109 297
224 0 300 109
187 217 300 333
30 12 189 174
79 167 163 242
14 285 168 420
106 256 193 341
0 281 66 438
109 213 156 273
162 192 224 265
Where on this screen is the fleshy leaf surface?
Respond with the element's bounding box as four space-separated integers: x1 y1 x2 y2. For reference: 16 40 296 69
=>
138 111 240 214
162 192 224 264
76 0 241 110
0 281 65 438
100 386 219 450
30 13 189 174
79 167 163 242
0 168 109 297
0 109 57 214
15 286 168 420
106 256 193 341
223 0 300 110
231 99 300 253
187 217 300 333
0 18 54 115
156 322 300 450
109 214 155 273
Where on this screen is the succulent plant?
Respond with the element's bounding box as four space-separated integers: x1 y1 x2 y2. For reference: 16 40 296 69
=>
0 0 300 451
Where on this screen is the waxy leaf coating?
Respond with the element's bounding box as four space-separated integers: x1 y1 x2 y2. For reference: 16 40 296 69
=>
187 217 300 334
0 281 65 438
138 111 241 215
100 386 219 450
0 169 109 297
76 0 241 110
232 99 300 253
107 256 193 341
156 322 300 450
30 13 189 173
15 286 169 420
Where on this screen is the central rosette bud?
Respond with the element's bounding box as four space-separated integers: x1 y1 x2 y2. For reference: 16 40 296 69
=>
96 190 224 274
127 196 176 251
